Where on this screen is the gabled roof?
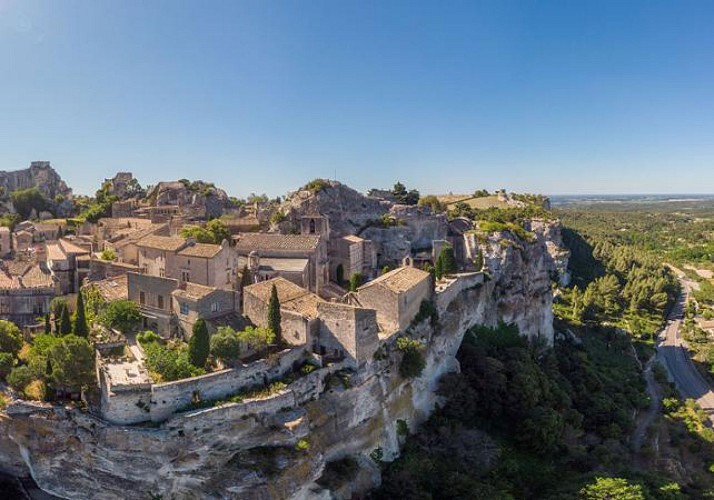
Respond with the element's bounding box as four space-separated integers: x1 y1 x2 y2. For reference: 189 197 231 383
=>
46 243 66 261
177 243 222 258
59 238 90 255
244 277 324 319
136 235 186 251
358 266 430 294
233 233 321 253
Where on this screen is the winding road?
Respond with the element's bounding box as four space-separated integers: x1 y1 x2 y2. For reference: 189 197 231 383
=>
657 271 714 416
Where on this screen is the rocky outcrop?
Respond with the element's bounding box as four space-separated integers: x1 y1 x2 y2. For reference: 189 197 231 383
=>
0 161 72 201
146 180 231 219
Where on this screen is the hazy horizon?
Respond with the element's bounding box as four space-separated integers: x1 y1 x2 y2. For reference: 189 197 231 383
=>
2 1 713 197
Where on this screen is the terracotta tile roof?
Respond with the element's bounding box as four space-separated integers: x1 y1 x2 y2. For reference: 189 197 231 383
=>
46 243 66 261
0 271 18 289
172 282 217 301
18 263 55 289
137 235 186 251
112 225 166 248
87 275 129 302
244 277 324 319
358 266 430 294
233 233 320 253
59 238 90 255
177 243 222 258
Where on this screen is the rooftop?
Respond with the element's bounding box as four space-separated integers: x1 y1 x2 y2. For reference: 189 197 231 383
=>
173 282 218 301
233 232 321 253
137 235 186 251
244 277 324 318
178 242 222 258
358 266 431 294
258 257 309 273
59 238 90 255
104 360 151 391
89 275 129 302
342 234 364 243
45 243 66 261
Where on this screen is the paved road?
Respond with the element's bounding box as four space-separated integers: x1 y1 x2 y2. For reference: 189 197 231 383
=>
657 273 714 415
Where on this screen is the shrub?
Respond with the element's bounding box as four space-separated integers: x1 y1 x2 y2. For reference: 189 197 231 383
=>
270 212 288 225
0 352 15 379
7 366 34 393
100 300 142 333
210 327 241 363
137 330 161 345
396 419 409 437
144 342 205 382
99 248 117 261
396 337 426 378
296 438 310 452
23 379 46 401
0 320 23 357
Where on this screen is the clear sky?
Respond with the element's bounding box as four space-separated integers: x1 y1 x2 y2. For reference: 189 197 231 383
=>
1 0 713 197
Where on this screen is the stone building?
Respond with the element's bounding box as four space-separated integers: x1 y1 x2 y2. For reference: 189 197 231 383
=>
98 355 152 425
242 277 323 347
233 233 328 294
0 262 57 326
12 229 34 253
351 266 432 332
315 301 379 371
331 234 365 281
0 227 11 258
128 272 239 338
45 239 91 294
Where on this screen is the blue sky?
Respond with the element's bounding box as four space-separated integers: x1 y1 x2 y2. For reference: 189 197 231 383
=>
1 0 713 197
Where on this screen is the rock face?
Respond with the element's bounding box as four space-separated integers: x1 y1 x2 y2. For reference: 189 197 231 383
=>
0 161 72 200
0 221 568 499
146 180 231 219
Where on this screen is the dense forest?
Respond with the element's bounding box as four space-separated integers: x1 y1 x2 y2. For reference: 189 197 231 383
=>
371 200 714 499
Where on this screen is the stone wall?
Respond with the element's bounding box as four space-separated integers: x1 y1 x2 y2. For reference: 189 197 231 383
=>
316 302 379 371
150 347 306 422
435 272 485 313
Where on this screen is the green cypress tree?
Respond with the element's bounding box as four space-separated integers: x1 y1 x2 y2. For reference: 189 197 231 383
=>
267 284 282 345
188 318 210 368
439 246 457 276
59 305 72 336
44 313 51 335
73 291 89 338
335 264 344 285
434 254 443 280
240 264 252 289
349 272 363 292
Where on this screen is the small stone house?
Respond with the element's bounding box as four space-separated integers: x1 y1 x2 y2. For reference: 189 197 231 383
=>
243 277 323 347
352 266 432 332
0 262 57 326
45 238 91 294
234 233 328 295
315 301 379 371
12 230 34 253
172 281 239 338
331 234 365 281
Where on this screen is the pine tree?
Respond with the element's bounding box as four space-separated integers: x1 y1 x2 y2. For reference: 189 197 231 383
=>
188 318 210 368
59 305 72 336
267 284 282 345
73 291 89 338
44 313 51 335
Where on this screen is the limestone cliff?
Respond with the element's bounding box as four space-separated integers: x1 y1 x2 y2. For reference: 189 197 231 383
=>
0 221 568 500
0 161 72 201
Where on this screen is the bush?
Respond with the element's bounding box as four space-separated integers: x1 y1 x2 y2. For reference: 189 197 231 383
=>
0 320 23 357
99 248 117 261
100 300 142 333
144 342 205 382
23 379 46 401
210 327 241 363
137 330 161 345
396 337 426 378
0 352 15 379
7 366 34 393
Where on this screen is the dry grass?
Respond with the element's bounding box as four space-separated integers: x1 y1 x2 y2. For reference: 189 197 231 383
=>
435 194 509 210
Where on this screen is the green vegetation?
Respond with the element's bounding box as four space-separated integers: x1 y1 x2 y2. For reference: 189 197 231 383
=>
188 318 210 368
417 195 444 213
436 245 457 277
268 284 282 345
99 248 117 261
392 181 420 205
396 337 425 378
78 182 117 223
11 187 49 219
349 272 363 292
100 299 142 333
209 325 275 364
304 178 330 194
179 219 230 244
142 337 205 382
73 291 89 338
0 320 23 357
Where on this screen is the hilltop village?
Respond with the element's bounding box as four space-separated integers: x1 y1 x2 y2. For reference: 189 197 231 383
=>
0 162 568 498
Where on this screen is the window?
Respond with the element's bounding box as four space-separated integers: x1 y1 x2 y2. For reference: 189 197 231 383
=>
211 302 219 313
181 271 190 282
139 291 145 305
158 295 164 310
180 302 189 315
309 219 316 234
159 268 165 278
